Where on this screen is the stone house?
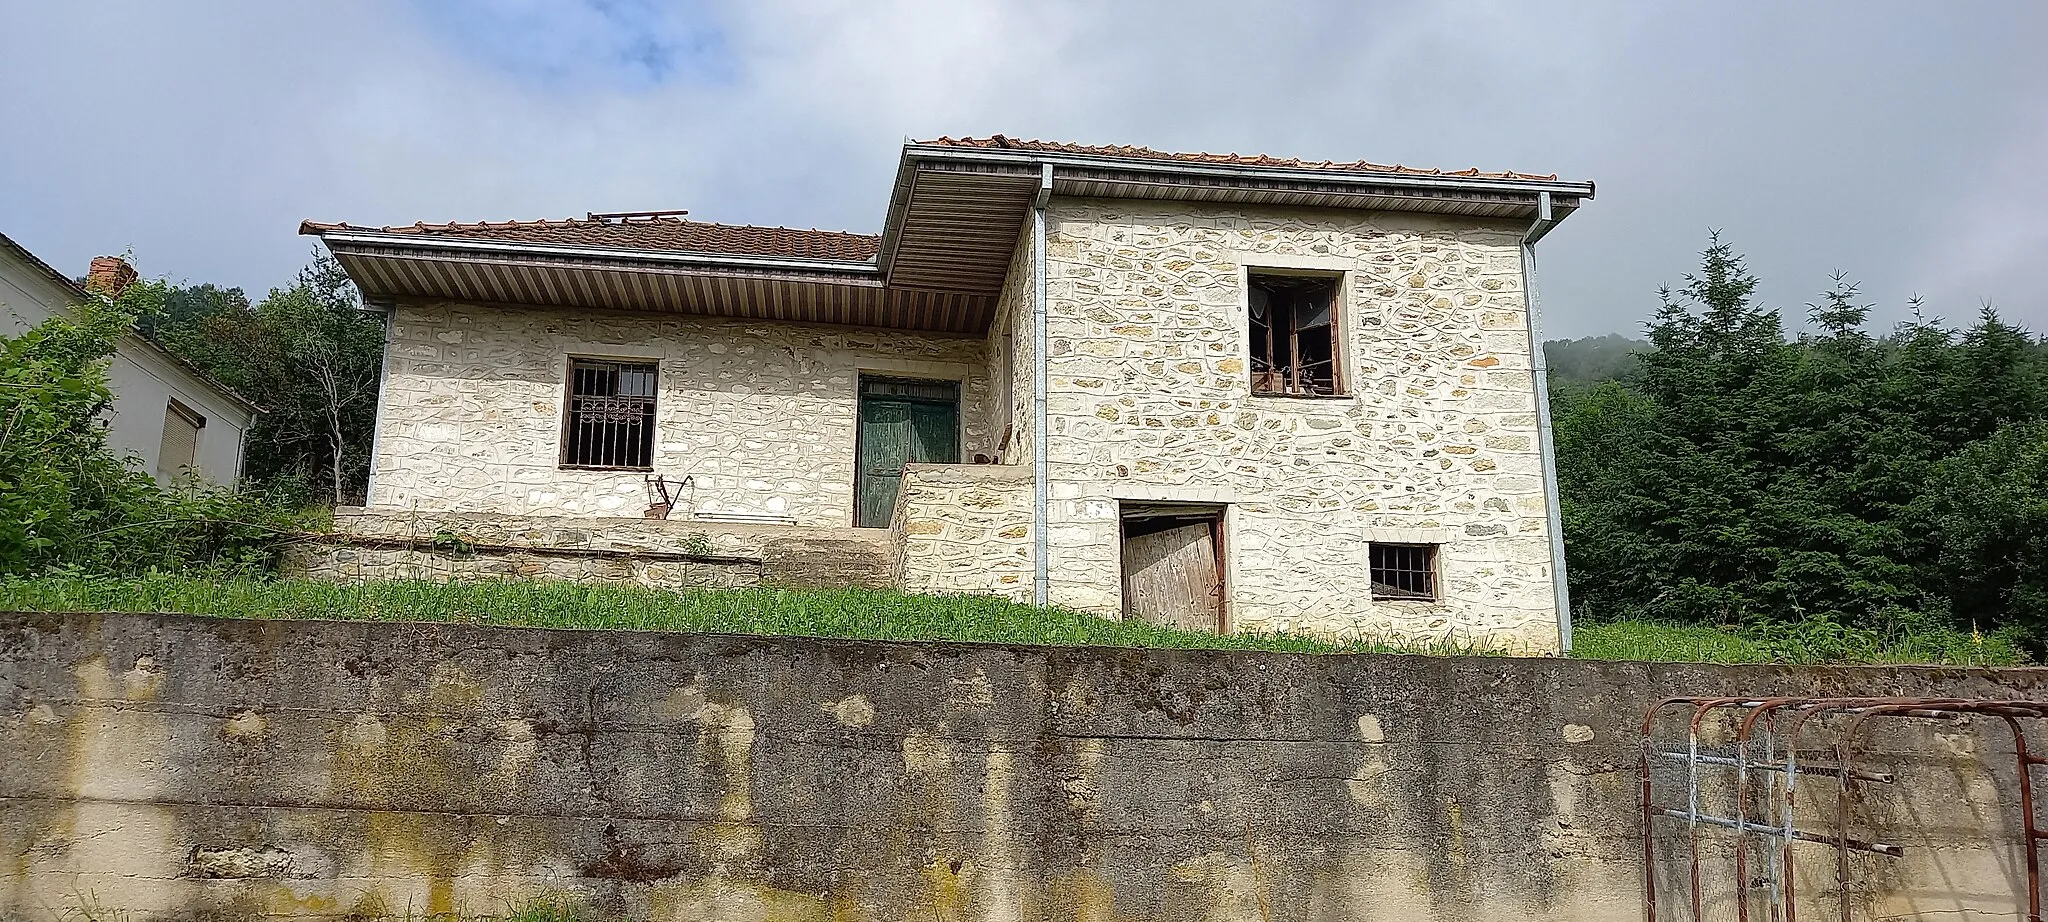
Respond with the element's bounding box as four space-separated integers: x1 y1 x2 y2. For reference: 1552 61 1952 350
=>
301 137 1592 652
1 231 256 485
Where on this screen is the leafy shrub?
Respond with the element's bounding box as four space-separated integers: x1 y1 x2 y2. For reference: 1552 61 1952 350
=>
0 291 287 576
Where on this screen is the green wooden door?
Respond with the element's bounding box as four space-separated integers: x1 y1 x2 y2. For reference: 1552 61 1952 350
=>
856 378 960 528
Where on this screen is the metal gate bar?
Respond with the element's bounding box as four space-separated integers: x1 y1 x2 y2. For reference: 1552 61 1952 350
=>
1641 696 2048 922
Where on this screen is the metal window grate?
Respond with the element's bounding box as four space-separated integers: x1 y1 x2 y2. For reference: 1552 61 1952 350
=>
1370 543 1437 600
563 358 657 469
1248 273 1340 397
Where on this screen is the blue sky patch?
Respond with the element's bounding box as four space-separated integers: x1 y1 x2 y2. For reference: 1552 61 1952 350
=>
412 0 732 90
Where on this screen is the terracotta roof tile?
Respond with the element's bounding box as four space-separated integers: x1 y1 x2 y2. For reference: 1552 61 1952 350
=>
301 217 881 262
919 135 1561 182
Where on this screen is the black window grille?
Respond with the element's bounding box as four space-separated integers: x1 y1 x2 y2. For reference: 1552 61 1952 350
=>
1248 273 1341 396
1370 543 1438 601
562 358 657 469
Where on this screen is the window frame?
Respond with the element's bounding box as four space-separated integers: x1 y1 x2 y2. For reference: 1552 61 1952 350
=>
558 356 661 472
1368 542 1441 602
157 398 205 479
1246 269 1347 399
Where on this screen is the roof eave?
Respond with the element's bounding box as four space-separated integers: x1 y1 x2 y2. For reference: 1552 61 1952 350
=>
898 143 1596 199
305 227 883 277
873 148 925 286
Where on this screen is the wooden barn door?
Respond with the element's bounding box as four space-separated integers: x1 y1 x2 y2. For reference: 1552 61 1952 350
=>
855 376 960 528
1121 508 1225 632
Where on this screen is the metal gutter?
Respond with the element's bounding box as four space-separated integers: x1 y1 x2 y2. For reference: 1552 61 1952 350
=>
900 144 1597 198
1031 162 1053 608
1519 190 1573 653
313 230 883 277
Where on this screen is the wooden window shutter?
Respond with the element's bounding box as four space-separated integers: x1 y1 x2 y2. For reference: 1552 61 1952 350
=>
158 400 204 479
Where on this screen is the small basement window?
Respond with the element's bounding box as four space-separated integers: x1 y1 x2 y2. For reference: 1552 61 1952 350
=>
1248 272 1341 397
1370 543 1438 601
562 358 658 470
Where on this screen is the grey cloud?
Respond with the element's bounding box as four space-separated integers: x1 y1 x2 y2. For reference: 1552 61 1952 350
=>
2 0 2042 336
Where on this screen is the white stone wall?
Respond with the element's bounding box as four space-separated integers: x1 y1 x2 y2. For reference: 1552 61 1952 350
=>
1037 199 1560 651
368 302 993 525
892 463 1034 597
979 230 1037 464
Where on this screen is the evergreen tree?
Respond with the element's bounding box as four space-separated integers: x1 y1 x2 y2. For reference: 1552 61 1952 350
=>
1553 232 2048 644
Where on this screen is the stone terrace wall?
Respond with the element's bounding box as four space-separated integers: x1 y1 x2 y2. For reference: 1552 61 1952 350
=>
283 510 896 590
5 612 2047 921
892 463 1033 599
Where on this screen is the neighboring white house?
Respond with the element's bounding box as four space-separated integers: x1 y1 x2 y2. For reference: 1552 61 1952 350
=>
0 231 256 485
304 136 1592 652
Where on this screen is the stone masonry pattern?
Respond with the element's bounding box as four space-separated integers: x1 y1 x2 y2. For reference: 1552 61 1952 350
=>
1033 199 1557 649
370 302 994 525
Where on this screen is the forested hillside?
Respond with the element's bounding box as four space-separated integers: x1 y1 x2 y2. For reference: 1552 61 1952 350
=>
1548 234 2048 649
1544 333 1650 386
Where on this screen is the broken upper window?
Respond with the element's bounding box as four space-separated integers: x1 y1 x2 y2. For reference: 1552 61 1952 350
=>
1247 273 1341 397
562 358 658 469
1370 543 1439 601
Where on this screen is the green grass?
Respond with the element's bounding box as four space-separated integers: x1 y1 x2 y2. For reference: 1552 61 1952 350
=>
1572 618 2030 666
0 574 2027 665
0 573 1499 656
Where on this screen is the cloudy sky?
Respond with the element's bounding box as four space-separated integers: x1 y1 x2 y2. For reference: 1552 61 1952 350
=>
2 1 2043 338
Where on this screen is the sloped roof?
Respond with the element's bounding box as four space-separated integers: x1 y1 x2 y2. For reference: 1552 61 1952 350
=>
306 135 1591 336
299 217 881 263
918 135 1563 182
0 230 259 415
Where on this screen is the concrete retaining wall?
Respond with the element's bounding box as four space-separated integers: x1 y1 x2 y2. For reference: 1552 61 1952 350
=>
3 611 2044 920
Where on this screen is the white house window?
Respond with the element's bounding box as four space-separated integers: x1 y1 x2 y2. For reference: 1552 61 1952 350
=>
157 400 203 479
1370 543 1439 601
1248 272 1341 397
562 358 657 470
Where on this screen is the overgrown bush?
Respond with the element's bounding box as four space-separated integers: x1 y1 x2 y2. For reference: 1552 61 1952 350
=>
148 251 384 505
0 289 287 576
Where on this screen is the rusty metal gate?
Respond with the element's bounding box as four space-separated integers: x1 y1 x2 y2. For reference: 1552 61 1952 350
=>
1641 697 2048 922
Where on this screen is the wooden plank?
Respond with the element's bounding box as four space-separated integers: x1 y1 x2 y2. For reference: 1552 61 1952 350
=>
1122 521 1221 632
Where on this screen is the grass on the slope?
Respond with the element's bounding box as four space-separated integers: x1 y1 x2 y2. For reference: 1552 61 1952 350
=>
0 574 2027 665
0 573 1492 655
1572 618 2029 666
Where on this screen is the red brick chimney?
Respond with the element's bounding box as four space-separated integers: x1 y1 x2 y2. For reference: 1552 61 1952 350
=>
85 256 137 296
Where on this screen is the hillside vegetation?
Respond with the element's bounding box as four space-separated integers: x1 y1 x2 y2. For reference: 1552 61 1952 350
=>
1551 234 2048 653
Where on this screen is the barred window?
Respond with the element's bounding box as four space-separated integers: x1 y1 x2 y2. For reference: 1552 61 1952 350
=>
1370 543 1439 601
562 358 657 469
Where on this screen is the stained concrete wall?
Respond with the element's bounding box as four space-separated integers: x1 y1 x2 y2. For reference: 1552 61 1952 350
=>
4 612 2045 921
